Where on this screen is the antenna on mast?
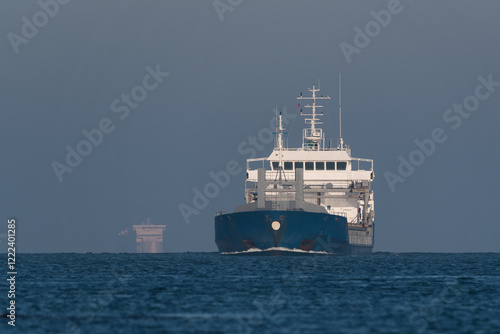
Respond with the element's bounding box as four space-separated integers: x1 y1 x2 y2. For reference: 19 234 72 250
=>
339 74 344 149
275 104 278 140
297 83 331 150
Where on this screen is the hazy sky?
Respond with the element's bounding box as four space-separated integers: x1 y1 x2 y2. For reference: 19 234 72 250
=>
1 0 499 253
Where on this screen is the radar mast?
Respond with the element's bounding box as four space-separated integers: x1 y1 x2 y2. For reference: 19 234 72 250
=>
297 84 331 150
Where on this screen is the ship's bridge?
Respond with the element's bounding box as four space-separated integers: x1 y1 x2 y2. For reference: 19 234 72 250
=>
245 83 374 184
246 148 374 183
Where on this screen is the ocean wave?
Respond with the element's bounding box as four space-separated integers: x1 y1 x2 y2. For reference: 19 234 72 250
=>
221 247 329 255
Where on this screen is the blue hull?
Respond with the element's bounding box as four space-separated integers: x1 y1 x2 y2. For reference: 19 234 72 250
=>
215 210 351 254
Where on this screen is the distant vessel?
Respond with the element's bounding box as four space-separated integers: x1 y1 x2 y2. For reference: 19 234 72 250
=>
215 80 375 254
133 218 166 253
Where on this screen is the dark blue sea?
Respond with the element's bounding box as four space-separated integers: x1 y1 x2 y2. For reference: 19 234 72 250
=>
1 253 499 333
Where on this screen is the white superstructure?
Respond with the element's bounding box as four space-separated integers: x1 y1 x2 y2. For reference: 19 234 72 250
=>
244 82 375 248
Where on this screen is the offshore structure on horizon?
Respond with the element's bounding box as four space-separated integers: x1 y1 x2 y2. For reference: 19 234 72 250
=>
133 218 166 253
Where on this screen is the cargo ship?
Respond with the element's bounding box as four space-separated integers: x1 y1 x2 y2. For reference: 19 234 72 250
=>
215 81 375 254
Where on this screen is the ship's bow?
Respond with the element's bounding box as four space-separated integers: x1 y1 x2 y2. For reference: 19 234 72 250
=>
215 210 349 254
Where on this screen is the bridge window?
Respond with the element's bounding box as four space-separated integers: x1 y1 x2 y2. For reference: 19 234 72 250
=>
337 161 347 170
284 162 293 170
305 162 314 170
295 162 303 169
272 162 279 170
315 162 324 170
326 162 335 170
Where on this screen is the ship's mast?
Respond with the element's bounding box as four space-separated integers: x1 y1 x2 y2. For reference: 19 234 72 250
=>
297 84 331 150
339 74 344 149
274 108 287 167
277 113 284 152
